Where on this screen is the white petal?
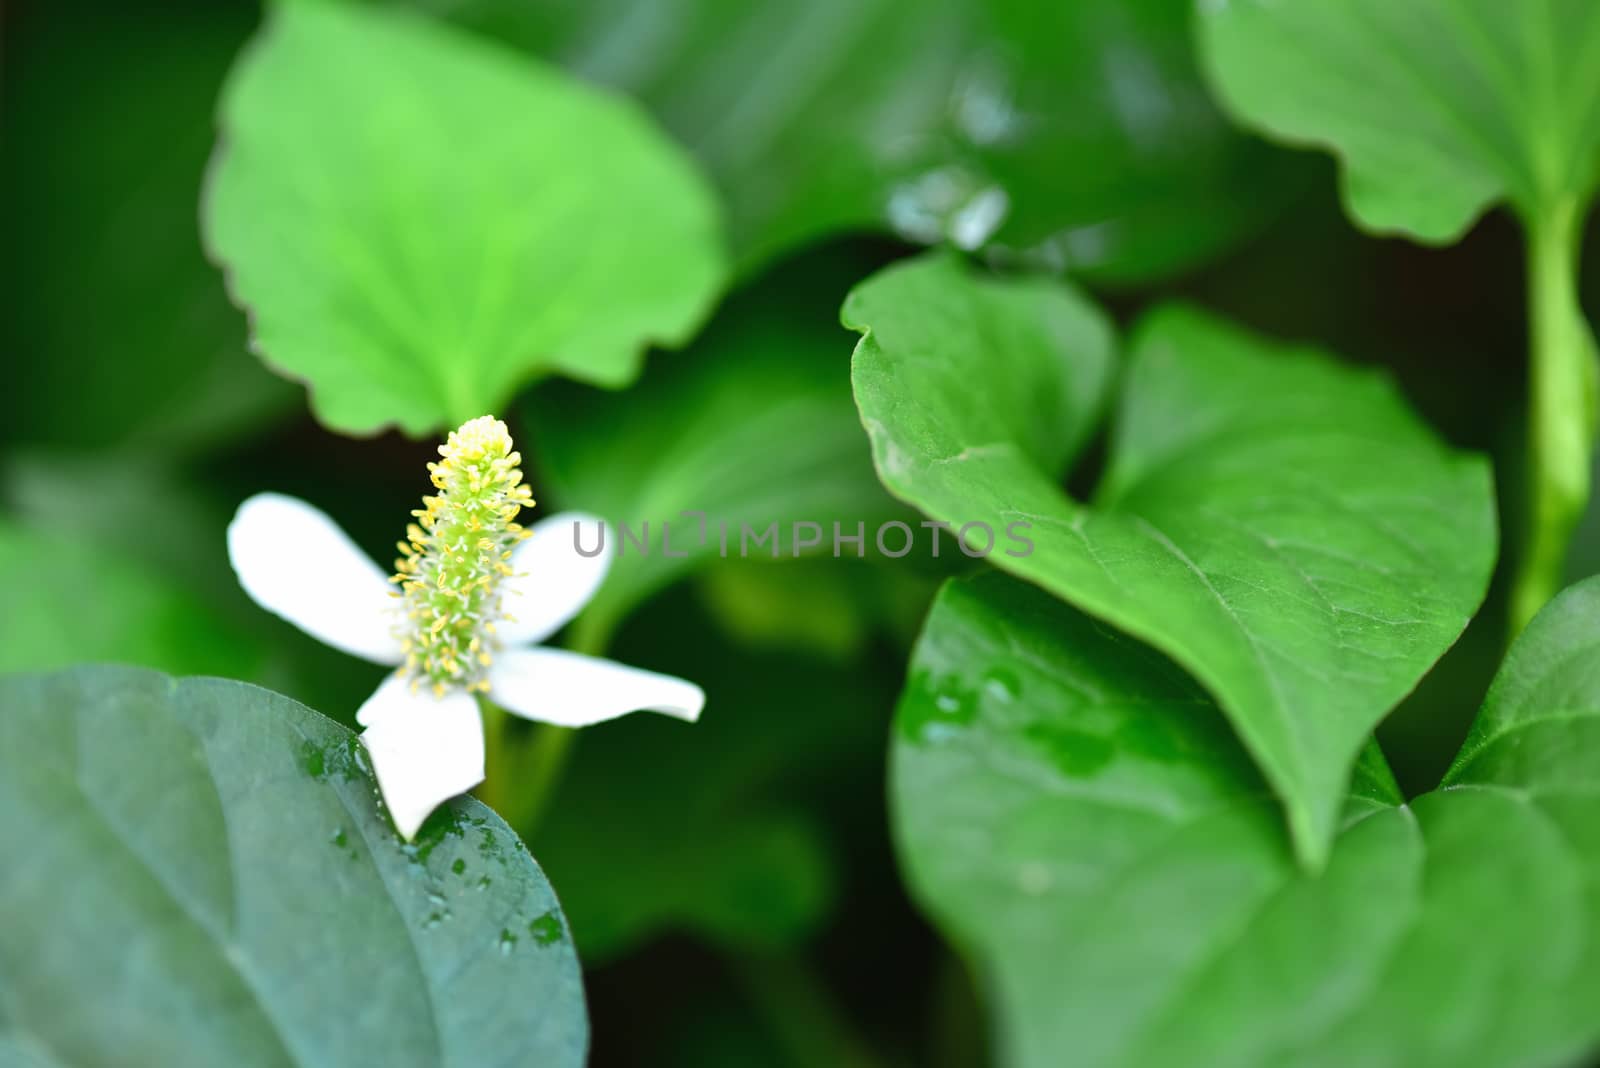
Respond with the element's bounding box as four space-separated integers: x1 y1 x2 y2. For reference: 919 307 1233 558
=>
495 511 614 646
228 493 403 665
487 647 704 728
358 675 485 840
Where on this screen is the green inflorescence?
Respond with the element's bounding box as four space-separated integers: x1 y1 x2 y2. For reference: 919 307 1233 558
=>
394 416 534 695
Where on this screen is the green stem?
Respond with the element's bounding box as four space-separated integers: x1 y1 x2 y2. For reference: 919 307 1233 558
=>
476 700 578 834
1511 196 1597 635
507 723 575 834
477 614 616 835
478 699 514 816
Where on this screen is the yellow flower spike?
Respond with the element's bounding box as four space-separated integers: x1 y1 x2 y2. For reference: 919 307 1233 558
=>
390 415 534 694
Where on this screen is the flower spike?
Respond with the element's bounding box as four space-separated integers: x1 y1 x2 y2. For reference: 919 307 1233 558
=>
394 416 534 695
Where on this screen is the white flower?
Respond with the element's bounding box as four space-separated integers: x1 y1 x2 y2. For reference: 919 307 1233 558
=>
227 484 703 839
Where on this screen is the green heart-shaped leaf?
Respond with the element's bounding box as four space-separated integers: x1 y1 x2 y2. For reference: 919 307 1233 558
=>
895 572 1600 1067
203 0 726 436
1195 0 1600 243
0 667 587 1065
846 254 1496 864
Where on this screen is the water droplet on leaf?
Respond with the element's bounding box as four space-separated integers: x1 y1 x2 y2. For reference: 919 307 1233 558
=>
528 910 564 947
981 667 1021 703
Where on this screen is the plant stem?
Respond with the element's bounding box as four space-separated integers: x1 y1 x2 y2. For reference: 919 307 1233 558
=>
477 700 577 834
508 723 575 834
1511 196 1597 634
477 615 615 834
478 699 514 816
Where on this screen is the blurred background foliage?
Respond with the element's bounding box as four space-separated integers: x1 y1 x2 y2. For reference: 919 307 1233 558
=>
3 0 1597 1064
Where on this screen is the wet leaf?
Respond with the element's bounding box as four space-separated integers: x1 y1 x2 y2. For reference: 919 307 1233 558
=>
0 667 588 1066
895 572 1600 1067
408 0 1301 280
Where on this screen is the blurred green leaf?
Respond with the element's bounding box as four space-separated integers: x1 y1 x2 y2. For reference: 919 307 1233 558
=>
0 666 588 1066
1196 0 1600 243
846 254 1496 865
410 0 1301 281
0 451 389 721
0 3 295 451
0 518 259 679
695 556 934 661
204 0 727 436
693 561 880 662
525 258 908 645
895 572 1600 1068
5 452 241 599
533 614 890 962
546 800 830 964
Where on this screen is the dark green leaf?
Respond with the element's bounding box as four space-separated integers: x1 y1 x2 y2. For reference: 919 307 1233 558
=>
407 0 1300 280
0 666 587 1066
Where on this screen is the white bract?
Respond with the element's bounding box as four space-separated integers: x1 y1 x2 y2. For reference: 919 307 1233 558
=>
228 416 703 839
